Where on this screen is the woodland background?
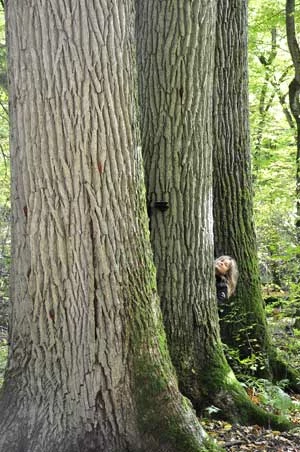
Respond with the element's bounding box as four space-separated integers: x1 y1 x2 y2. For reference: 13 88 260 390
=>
0 0 300 447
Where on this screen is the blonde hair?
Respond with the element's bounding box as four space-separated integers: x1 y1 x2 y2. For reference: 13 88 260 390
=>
215 255 238 297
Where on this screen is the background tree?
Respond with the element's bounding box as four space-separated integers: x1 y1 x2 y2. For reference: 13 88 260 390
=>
286 0 300 240
136 0 291 428
249 0 300 371
0 3 9 351
0 2 217 451
213 0 268 366
249 0 299 293
252 28 294 164
213 0 300 390
248 1 300 367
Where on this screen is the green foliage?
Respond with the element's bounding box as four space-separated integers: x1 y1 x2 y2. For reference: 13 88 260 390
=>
204 405 222 417
223 342 268 377
242 377 300 418
0 6 6 92
0 5 9 335
249 0 300 294
266 295 300 371
0 340 7 387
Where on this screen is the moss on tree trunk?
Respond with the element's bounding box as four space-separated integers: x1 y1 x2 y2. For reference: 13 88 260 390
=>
136 0 294 429
0 1 222 451
212 0 300 390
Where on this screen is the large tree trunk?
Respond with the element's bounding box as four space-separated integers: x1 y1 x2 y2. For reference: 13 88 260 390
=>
0 2 215 451
213 0 299 391
136 0 291 429
136 0 218 402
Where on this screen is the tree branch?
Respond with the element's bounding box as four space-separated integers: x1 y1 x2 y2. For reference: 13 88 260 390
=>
286 0 300 81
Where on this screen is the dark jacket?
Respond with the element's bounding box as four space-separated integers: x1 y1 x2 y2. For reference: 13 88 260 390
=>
216 275 228 303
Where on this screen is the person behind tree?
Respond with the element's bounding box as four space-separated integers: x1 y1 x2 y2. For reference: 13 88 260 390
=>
215 255 238 303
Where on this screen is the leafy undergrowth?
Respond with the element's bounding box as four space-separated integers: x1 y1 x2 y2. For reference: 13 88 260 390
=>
204 289 300 451
202 418 300 451
0 338 7 386
201 386 300 451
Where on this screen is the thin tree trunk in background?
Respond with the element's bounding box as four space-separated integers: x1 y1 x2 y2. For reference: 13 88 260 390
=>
136 0 292 429
286 0 300 240
253 29 278 172
0 2 211 451
213 0 299 391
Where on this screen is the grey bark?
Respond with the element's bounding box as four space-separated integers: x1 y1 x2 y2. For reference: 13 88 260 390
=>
213 0 300 393
136 0 294 428
136 0 223 405
0 1 211 451
286 0 300 236
213 0 273 366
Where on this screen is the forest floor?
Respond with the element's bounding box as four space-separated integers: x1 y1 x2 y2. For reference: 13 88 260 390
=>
203 418 300 451
203 292 300 452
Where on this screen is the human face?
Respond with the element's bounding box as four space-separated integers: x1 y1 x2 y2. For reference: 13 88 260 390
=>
215 257 231 276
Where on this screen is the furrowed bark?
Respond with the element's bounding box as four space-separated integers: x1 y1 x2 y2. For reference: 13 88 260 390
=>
136 0 292 429
0 1 218 451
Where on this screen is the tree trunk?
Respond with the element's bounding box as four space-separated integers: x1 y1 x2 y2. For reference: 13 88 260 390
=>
213 0 269 361
213 0 299 391
136 0 218 402
0 2 215 451
136 0 291 429
286 0 300 239
253 29 278 173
